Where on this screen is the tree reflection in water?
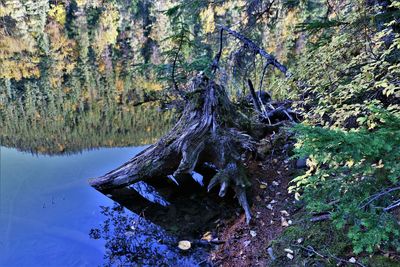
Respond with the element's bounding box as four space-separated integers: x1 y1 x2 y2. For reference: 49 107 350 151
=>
90 203 210 266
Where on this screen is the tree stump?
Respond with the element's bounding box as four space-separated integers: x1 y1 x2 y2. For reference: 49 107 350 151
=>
89 73 256 222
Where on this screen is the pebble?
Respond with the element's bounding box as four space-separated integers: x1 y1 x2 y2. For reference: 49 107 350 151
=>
280 210 290 216
284 248 294 254
267 247 276 260
250 230 257 237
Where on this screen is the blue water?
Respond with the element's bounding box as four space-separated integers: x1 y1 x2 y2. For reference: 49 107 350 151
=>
0 146 145 267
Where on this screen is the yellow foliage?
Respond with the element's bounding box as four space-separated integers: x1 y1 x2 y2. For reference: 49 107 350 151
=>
48 4 66 25
75 0 87 8
45 22 77 84
200 5 215 34
0 59 40 80
94 4 120 54
116 79 124 92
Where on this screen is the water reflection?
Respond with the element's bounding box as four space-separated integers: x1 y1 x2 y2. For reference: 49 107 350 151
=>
0 146 143 266
0 102 174 155
90 204 209 266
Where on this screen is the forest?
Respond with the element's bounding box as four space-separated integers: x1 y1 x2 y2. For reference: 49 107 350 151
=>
0 0 399 266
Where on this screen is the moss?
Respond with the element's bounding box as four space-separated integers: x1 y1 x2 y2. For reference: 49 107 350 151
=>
367 256 400 267
270 211 352 267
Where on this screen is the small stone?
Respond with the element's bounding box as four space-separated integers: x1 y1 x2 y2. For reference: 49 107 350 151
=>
267 204 273 210
348 257 356 263
267 247 276 260
297 238 303 244
296 157 308 169
244 240 251 247
287 253 294 260
250 230 257 237
281 217 289 227
280 210 290 216
178 240 191 250
272 181 279 186
288 220 293 225
270 200 277 204
284 248 294 254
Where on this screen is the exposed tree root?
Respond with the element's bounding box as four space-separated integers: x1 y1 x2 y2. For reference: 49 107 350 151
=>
90 73 259 222
89 26 298 223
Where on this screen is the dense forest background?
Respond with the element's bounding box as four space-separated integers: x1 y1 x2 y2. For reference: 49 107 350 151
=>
1 0 400 265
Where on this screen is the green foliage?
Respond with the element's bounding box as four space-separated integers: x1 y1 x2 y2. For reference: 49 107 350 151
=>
284 0 400 256
291 109 400 254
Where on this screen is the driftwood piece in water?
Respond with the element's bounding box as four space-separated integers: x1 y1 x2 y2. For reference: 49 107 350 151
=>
89 73 255 223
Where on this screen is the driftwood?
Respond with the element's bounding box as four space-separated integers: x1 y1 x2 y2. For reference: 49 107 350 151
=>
89 26 297 223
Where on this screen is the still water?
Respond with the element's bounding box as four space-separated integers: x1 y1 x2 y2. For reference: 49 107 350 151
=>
0 146 145 266
0 144 213 266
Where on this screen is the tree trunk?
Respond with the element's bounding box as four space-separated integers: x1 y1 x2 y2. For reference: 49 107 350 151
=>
89 73 256 222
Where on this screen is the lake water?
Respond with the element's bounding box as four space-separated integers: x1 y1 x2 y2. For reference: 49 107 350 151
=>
0 143 217 266
0 146 146 266
0 2 225 263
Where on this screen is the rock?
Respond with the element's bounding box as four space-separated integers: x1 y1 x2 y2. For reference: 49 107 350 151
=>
349 257 356 263
178 240 191 250
250 230 257 237
281 217 289 227
272 181 279 186
296 157 308 169
287 253 294 260
267 204 274 210
297 238 304 244
280 210 290 216
284 248 294 254
267 247 276 261
244 240 251 247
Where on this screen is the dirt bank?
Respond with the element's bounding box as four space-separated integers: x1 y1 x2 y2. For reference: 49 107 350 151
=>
211 132 298 266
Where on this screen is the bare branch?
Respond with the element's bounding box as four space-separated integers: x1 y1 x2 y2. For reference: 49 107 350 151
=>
218 25 290 77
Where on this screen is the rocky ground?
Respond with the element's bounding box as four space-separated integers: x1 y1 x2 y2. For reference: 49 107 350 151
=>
211 131 301 266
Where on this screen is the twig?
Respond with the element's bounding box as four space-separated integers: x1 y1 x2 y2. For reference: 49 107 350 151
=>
384 199 400 212
211 28 224 73
294 245 366 267
360 185 400 209
258 62 272 124
310 213 331 222
218 25 290 77
247 79 262 113
171 31 186 99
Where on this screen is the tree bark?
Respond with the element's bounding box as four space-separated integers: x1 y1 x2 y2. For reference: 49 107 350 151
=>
89 73 256 222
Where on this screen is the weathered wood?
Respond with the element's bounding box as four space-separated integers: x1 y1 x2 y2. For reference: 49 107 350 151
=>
89 27 298 224
89 73 256 223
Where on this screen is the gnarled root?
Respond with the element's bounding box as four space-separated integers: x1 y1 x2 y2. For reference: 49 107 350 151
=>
89 73 256 223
